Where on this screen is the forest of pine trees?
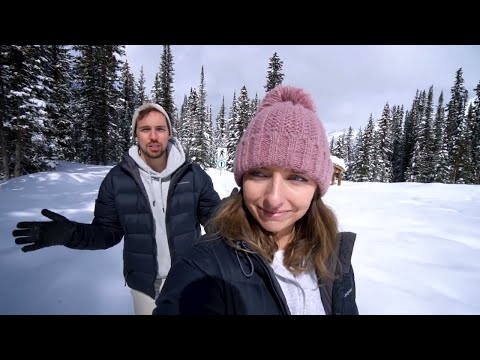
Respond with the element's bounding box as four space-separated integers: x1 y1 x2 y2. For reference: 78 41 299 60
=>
330 68 480 184
1 46 479 185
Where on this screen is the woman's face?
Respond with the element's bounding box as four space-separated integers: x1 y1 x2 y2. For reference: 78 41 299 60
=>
242 166 317 245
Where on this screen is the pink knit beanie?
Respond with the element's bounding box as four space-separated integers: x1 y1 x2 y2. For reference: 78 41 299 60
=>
233 85 333 197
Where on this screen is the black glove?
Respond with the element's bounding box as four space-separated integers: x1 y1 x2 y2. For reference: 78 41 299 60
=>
13 209 77 252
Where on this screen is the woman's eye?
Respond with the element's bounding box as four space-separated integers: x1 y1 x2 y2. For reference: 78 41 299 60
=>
248 170 268 178
290 175 307 182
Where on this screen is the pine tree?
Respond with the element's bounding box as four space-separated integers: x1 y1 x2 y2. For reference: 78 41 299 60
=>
358 115 375 182
9 45 50 176
226 92 240 171
423 86 435 182
349 128 362 182
445 68 469 183
205 105 215 168
250 92 259 117
72 45 95 162
330 136 335 153
391 105 405 182
333 134 345 160
471 81 480 183
410 87 434 182
160 45 176 127
196 66 209 167
403 91 421 181
237 85 251 138
117 60 137 158
152 45 176 129
151 72 161 104
463 104 475 183
184 88 200 161
215 96 227 147
343 126 354 180
72 45 124 165
432 91 449 183
135 66 147 106
264 52 285 92
176 94 188 142
0 45 13 179
43 45 75 161
375 102 394 182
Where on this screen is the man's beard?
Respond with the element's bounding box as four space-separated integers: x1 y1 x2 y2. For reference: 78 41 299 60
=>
140 143 167 159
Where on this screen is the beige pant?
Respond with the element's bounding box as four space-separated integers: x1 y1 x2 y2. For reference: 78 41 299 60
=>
130 279 165 315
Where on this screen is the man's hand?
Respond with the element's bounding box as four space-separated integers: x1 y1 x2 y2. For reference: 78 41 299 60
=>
13 209 77 252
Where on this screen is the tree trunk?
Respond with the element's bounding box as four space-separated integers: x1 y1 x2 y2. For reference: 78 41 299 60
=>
0 125 9 179
0 51 10 180
13 133 22 177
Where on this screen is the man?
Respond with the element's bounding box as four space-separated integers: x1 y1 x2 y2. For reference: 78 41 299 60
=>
12 103 221 315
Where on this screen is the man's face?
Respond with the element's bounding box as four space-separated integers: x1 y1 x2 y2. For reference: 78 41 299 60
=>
136 110 170 160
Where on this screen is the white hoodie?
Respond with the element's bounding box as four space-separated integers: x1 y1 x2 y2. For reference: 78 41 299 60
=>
270 250 326 315
128 138 186 278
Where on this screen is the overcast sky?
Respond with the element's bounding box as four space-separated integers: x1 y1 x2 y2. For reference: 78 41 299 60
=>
124 45 480 135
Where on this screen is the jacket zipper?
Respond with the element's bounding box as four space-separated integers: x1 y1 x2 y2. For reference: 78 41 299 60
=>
250 251 291 315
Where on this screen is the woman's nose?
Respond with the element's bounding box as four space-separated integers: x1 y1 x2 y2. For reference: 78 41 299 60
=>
263 175 285 210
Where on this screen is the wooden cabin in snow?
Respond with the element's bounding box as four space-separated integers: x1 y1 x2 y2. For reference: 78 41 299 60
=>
330 155 346 186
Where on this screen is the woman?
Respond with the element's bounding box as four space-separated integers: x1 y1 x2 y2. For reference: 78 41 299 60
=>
153 85 359 315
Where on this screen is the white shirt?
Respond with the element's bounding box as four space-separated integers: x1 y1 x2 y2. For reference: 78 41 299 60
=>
270 250 326 315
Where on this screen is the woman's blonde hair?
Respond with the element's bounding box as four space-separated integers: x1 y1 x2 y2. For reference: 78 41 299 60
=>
206 189 339 280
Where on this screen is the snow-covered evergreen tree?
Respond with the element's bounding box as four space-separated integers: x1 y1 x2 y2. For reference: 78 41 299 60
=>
0 45 13 179
357 115 375 182
391 105 405 182
226 92 239 171
374 102 394 182
215 96 227 148
151 45 176 130
403 91 421 181
135 66 147 106
9 45 50 176
445 68 469 183
72 45 124 165
117 59 137 158
432 91 449 183
196 66 210 167
264 52 284 92
184 88 200 161
471 81 480 183
43 45 75 161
